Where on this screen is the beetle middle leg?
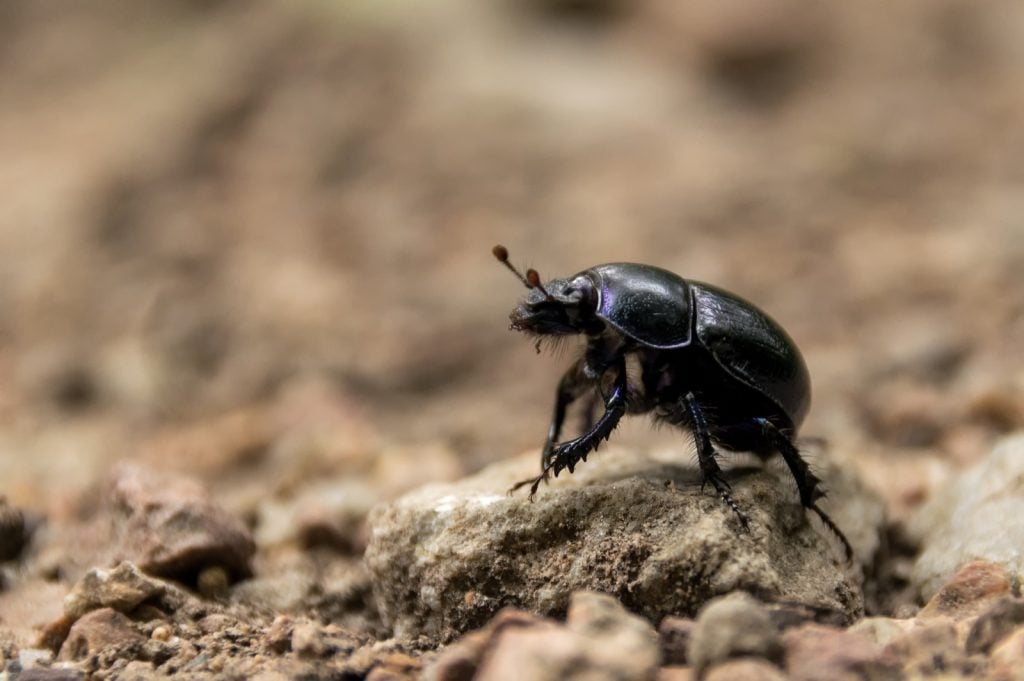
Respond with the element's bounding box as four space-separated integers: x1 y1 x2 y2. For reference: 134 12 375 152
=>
683 392 750 531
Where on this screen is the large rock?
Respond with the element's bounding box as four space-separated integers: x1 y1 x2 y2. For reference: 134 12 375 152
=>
909 432 1024 600
366 447 876 643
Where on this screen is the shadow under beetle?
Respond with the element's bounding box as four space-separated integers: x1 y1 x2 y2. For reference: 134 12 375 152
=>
493 245 852 560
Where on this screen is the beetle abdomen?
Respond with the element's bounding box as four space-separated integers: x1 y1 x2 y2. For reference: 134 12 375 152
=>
691 282 811 428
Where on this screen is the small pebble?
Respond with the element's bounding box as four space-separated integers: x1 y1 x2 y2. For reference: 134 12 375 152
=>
151 625 171 642
197 566 230 599
688 592 783 676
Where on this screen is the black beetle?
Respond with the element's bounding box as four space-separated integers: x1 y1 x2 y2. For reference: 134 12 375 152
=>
493 245 851 559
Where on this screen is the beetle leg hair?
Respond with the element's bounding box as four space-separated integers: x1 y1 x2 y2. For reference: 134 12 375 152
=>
754 418 824 507
756 418 853 562
683 392 751 531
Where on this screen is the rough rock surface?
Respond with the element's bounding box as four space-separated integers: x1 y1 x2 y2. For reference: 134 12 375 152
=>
107 463 256 583
909 433 1024 600
366 448 876 643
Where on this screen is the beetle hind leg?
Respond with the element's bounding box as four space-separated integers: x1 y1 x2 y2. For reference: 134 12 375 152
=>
683 392 750 531
756 418 853 562
755 417 824 507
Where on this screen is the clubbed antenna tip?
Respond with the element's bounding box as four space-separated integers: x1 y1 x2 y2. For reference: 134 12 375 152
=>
492 245 554 300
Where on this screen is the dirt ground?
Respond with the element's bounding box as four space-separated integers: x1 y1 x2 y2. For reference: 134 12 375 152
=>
2 0 1024 678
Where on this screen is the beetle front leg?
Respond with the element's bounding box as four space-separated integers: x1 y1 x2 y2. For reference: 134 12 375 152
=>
543 358 628 478
509 360 589 495
683 392 750 531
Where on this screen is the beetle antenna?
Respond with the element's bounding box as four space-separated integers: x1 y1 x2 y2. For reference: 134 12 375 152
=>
526 269 554 300
492 245 531 289
492 245 555 301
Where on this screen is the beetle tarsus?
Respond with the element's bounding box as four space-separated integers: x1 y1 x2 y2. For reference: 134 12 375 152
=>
509 471 548 499
706 469 750 531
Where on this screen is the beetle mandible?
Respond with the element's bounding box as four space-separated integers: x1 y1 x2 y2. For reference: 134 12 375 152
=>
493 245 851 559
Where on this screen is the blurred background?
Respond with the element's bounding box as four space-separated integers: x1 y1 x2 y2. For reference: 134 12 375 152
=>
2 0 1024 525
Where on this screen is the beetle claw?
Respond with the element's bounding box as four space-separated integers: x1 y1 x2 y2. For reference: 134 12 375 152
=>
509 472 549 499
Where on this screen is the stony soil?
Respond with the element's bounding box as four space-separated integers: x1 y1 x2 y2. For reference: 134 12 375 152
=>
2 1 1024 680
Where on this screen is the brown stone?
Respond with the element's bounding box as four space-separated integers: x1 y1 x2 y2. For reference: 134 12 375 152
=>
58 607 146 661
919 560 1011 620
107 462 255 582
783 623 897 681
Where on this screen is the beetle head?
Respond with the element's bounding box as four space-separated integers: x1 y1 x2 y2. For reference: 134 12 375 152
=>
493 245 599 336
